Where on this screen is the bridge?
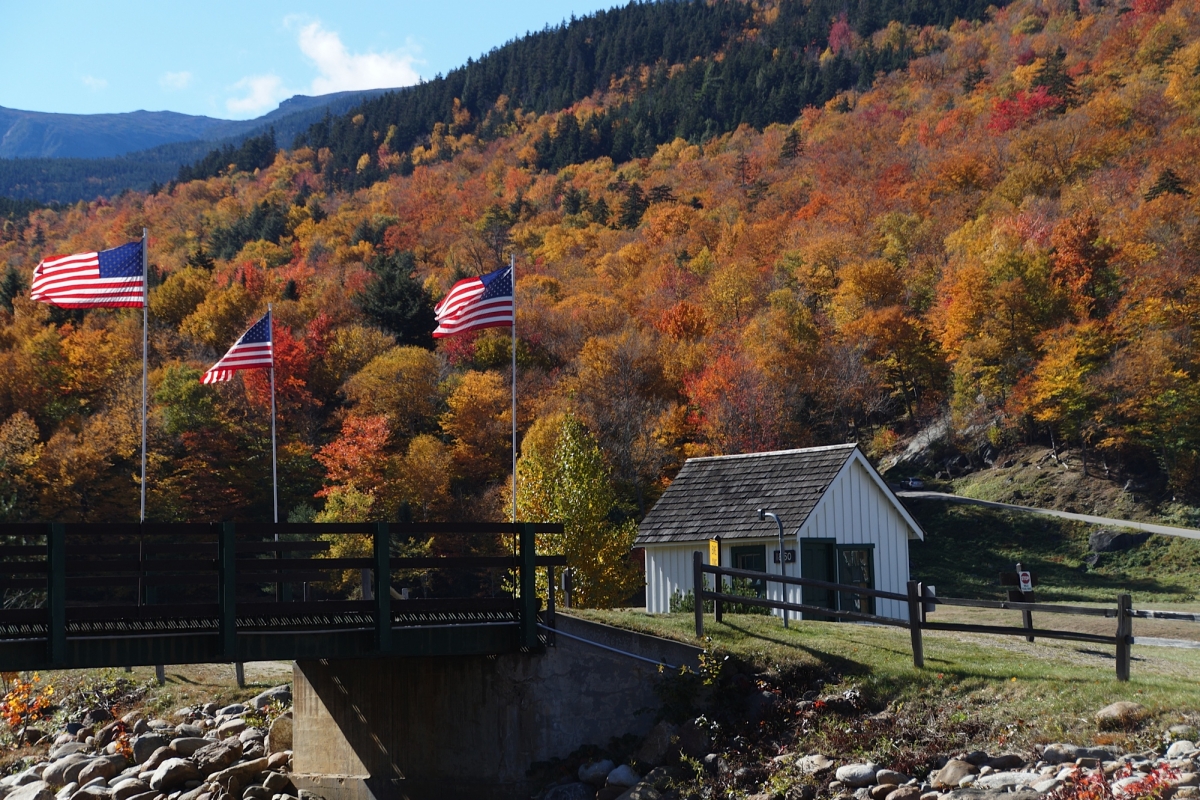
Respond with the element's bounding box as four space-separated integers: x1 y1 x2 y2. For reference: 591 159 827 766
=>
0 521 565 672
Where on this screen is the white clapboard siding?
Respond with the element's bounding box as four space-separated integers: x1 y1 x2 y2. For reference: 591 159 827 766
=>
642 448 920 620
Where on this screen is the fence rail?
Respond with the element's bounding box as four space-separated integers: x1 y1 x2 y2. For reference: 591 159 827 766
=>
0 521 566 670
689 552 1200 682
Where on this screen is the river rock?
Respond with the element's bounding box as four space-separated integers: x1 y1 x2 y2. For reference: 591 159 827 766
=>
149 760 198 793
265 715 292 755
876 770 906 786
192 739 243 777
71 786 111 800
209 757 269 790
931 760 979 789
216 704 246 717
251 686 291 710
174 725 203 739
261 774 290 795
635 721 677 767
76 758 125 786
615 784 660 800
1169 742 1199 759
986 754 1024 770
131 736 169 766
885 787 921 800
1041 744 1082 765
169 739 209 758
942 790 1039 800
797 754 834 774
606 765 640 788
216 719 246 738
1095 702 1148 730
54 782 78 800
7 783 53 800
578 761 615 787
108 781 147 800
43 758 90 789
836 764 880 788
238 728 265 744
49 744 90 762
544 784 595 800
974 771 1037 790
241 787 268 800
139 748 175 773
266 753 289 770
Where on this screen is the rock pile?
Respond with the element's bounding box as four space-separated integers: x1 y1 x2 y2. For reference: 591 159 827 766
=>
536 720 1200 800
0 685 294 800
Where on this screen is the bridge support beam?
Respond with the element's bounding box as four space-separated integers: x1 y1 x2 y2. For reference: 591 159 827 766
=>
291 615 700 800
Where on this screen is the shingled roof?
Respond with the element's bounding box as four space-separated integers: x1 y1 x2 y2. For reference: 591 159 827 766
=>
635 444 861 545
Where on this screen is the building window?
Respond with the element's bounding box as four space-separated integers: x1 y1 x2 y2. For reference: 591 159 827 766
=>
729 545 766 597
837 546 875 615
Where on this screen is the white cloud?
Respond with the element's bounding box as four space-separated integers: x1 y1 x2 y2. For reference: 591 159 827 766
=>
160 71 193 91
82 75 107 90
226 74 289 114
295 21 420 95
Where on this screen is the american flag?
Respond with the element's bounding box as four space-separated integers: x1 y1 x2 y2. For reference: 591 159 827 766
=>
201 311 273 384
30 240 145 307
433 265 514 337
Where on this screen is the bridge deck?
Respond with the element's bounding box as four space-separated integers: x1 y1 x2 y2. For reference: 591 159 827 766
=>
0 522 564 671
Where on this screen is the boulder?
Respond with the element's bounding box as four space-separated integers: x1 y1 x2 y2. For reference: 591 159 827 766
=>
885 788 921 800
642 766 687 791
70 786 110 800
614 784 660 800
82 710 112 727
986 754 1024 771
265 753 289 771
266 716 292 755
635 722 678 767
606 765 640 788
108 781 148 800
797 754 835 774
251 686 291 711
149 760 199 793
1095 702 1148 730
238 729 265 745
836 764 880 788
49 744 90 762
1168 742 1198 759
174 725 203 739
139 749 175 773
1089 531 1151 553
1041 745 1082 765
208 757 269 791
191 739 243 777
931 760 979 789
241 787 269 800
216 705 246 717
261 774 291 795
875 770 906 786
578 761 615 787
76 758 125 786
544 784 596 800
54 783 78 800
131 736 170 766
169 739 209 758
974 772 1037 790
43 758 90 789
216 719 246 738
6 783 53 800
869 784 893 800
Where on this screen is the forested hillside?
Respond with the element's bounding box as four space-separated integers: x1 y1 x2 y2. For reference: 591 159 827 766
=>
1 0 1199 603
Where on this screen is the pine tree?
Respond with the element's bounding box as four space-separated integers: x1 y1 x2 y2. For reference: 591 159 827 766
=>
1145 168 1190 201
617 183 648 229
358 251 437 348
780 128 803 160
961 63 987 93
0 266 23 312
1032 47 1077 111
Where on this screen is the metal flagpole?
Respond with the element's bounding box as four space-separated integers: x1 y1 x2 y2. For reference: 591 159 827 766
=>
140 228 149 522
510 253 517 524
268 303 278 524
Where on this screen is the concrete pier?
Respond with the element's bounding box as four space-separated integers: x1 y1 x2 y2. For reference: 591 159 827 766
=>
291 615 700 800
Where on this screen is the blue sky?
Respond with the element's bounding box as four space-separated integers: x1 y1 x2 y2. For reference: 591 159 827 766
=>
0 1 620 119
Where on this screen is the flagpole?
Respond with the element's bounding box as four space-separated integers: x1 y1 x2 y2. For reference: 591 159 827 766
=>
268 303 278 524
510 253 517 525
140 228 148 523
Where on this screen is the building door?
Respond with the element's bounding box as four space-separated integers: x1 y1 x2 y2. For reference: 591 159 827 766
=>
837 546 875 615
799 539 836 620
729 545 766 597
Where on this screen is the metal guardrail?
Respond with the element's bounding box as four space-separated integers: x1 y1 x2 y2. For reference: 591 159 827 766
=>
689 552 1189 682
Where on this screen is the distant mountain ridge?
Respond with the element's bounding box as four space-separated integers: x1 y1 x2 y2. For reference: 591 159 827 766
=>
0 90 394 160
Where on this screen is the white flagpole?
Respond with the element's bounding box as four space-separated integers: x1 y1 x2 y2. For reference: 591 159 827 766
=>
268 304 278 524
510 253 517 525
140 228 148 523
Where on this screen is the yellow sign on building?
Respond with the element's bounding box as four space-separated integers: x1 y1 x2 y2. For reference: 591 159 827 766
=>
709 538 720 566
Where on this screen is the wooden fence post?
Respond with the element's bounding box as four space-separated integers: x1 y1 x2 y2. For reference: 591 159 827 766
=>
519 523 538 650
693 551 704 638
374 522 391 652
1115 593 1132 682
47 523 66 667
906 581 924 669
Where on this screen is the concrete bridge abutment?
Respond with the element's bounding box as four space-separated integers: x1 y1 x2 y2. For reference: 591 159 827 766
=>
290 615 701 800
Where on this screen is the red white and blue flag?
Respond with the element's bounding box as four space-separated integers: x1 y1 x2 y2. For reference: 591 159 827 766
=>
30 240 145 308
201 311 273 384
433 265 514 337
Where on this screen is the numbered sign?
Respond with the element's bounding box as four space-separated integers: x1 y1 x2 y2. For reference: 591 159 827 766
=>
709 538 720 566
773 549 796 564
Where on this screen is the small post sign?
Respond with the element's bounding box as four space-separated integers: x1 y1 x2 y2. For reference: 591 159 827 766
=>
1018 570 1033 593
999 562 1038 642
709 537 720 566
773 549 796 564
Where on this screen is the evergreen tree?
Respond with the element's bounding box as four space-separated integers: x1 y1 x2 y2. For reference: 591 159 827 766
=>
358 251 437 348
617 183 648 229
781 128 803 160
0 266 23 312
1145 168 1190 201
186 244 216 271
961 63 987 93
1032 47 1077 111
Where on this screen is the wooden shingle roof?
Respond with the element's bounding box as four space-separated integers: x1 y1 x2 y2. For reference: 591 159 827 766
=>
635 444 858 545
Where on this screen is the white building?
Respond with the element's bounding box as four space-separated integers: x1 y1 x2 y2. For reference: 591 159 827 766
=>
635 444 925 621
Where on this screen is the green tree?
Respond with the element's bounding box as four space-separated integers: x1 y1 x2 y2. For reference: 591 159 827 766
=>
0 267 23 313
1032 47 1077 111
357 251 436 348
515 413 639 608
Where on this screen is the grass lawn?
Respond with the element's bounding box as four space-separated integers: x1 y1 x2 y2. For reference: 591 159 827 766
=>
571 609 1200 754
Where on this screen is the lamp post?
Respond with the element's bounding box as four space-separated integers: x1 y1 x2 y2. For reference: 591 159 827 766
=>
757 509 788 628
